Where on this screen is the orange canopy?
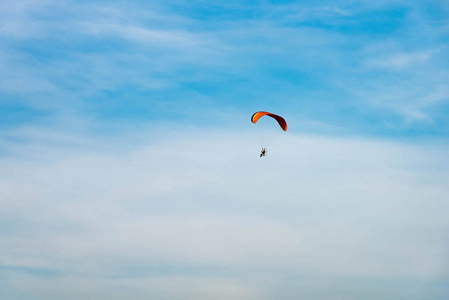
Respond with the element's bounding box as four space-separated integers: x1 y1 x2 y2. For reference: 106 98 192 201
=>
251 111 287 131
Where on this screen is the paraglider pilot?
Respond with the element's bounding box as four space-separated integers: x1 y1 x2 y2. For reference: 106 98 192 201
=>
260 148 266 157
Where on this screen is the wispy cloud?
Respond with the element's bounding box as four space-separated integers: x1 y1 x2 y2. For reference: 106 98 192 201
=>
1 0 448 133
366 50 436 70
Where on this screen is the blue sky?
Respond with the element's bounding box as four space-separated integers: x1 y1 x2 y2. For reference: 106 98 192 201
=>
1 0 448 137
1 1 449 299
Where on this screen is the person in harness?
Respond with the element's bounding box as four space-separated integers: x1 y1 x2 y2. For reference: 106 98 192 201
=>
260 148 266 157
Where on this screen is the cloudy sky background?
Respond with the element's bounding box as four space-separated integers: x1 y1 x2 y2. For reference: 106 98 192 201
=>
1 0 449 299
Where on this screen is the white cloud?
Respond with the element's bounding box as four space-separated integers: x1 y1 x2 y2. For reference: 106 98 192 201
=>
1 127 449 299
366 50 436 70
0 0 64 38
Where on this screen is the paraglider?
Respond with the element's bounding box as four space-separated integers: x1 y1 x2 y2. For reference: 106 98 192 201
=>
251 111 287 131
251 111 287 157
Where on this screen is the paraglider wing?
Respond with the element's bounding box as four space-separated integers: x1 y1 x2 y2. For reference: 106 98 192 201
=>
251 111 287 131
